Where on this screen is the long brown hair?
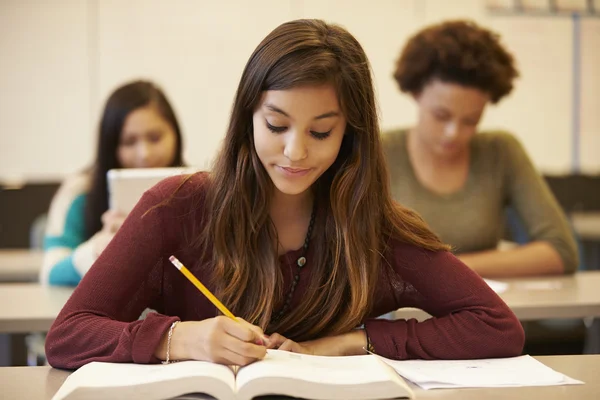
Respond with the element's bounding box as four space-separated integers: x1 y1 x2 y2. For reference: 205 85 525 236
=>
199 19 448 341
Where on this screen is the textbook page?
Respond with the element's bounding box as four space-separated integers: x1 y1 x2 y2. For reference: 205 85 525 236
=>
380 355 583 390
52 361 236 400
235 349 413 400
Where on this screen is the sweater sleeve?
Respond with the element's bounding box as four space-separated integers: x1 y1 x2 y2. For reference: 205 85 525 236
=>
41 175 110 286
45 185 179 369
364 241 525 360
500 133 579 274
41 175 90 286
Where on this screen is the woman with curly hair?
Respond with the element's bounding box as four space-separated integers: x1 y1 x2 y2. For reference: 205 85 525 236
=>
384 20 578 278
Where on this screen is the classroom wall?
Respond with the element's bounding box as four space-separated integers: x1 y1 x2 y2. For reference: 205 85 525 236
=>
1 0 599 182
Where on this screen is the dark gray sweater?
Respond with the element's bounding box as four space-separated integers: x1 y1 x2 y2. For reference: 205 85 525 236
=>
383 129 578 273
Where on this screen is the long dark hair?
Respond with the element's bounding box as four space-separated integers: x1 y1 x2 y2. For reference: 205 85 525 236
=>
84 80 184 239
196 19 448 340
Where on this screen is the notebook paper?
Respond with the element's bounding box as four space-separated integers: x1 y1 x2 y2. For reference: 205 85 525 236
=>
380 355 583 390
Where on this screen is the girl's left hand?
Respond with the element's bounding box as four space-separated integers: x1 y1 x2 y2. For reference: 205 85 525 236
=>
266 330 367 357
265 333 315 354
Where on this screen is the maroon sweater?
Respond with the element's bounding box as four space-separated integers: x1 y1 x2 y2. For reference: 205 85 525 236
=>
45 173 524 369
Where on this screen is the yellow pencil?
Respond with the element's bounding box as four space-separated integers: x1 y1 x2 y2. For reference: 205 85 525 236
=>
169 255 237 321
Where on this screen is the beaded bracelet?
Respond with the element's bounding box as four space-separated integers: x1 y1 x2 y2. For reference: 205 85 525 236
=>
356 324 375 354
365 331 375 354
162 321 179 364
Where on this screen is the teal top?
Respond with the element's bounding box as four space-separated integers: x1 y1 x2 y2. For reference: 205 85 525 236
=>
41 174 97 286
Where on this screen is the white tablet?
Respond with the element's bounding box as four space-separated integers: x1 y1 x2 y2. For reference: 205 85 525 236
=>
107 167 197 214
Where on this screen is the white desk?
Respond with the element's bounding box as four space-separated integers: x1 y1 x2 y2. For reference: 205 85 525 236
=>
0 271 598 366
393 270 600 322
0 355 598 400
1 272 600 334
0 249 43 282
0 283 73 333
571 212 600 241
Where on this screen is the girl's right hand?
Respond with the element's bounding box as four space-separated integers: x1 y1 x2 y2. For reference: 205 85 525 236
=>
167 317 267 366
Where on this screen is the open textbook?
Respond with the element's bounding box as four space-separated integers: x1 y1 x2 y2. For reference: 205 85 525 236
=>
52 349 413 400
52 350 583 400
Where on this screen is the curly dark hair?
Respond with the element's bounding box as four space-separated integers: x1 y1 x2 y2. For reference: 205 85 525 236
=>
394 20 519 103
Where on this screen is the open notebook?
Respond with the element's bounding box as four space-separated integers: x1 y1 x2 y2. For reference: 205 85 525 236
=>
52 350 413 400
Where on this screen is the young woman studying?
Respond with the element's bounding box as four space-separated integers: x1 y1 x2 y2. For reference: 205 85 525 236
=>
383 20 578 278
40 80 185 286
45 19 524 370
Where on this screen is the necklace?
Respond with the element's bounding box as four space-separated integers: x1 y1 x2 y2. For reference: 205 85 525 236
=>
272 207 316 322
